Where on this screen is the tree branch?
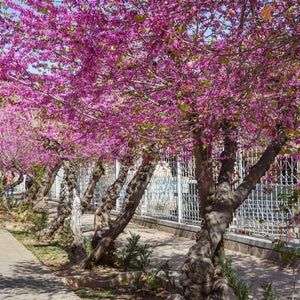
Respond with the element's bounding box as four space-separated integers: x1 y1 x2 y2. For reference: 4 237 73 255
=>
233 127 287 209
217 130 238 191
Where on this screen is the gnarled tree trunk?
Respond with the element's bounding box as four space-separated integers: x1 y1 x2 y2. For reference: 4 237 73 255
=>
66 162 87 263
38 159 104 245
180 128 288 300
81 144 160 268
81 159 105 212
38 135 104 249
0 172 8 210
33 163 61 211
38 166 70 240
92 156 132 248
69 159 105 263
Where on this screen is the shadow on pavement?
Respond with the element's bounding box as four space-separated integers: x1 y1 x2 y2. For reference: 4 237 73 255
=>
0 260 74 297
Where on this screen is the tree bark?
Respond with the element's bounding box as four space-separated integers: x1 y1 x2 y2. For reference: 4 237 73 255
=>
32 164 61 211
92 156 132 249
180 127 288 300
81 144 160 268
41 164 61 199
37 159 104 251
37 137 85 252
0 172 9 210
69 159 105 262
38 166 70 240
69 182 87 262
81 159 105 212
65 161 87 263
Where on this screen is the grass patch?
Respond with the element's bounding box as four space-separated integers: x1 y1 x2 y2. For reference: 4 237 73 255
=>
75 288 116 299
101 289 115 295
33 243 68 262
105 273 118 279
9 230 36 239
9 229 69 263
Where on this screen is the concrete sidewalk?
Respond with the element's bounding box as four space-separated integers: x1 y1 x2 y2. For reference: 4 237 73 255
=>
0 227 80 300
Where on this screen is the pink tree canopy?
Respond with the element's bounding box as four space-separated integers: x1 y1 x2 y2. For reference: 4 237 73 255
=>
0 0 299 166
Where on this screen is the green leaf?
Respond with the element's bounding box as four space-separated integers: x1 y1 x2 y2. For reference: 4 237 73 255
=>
204 82 212 88
179 104 191 112
134 15 146 24
178 25 185 34
222 58 230 64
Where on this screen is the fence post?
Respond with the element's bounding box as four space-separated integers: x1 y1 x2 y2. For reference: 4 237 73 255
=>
116 160 120 211
55 169 63 199
177 160 183 223
141 190 147 216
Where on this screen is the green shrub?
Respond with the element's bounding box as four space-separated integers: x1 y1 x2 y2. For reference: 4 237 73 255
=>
215 252 252 300
132 243 153 272
83 235 93 254
32 210 48 230
261 280 277 300
117 232 141 270
117 232 178 292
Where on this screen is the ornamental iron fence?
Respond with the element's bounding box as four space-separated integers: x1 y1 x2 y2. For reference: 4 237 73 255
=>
48 148 299 244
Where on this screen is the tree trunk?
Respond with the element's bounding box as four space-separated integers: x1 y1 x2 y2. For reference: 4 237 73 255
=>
24 171 48 207
180 127 287 300
37 159 104 250
1 191 9 211
65 162 87 263
38 166 70 240
0 172 9 210
69 159 105 262
81 144 160 268
41 164 61 198
37 138 85 254
180 195 233 300
92 156 132 249
69 186 87 263
81 159 105 212
33 164 61 211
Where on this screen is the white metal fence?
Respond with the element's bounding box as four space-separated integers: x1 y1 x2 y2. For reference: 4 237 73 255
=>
110 150 299 244
47 149 299 244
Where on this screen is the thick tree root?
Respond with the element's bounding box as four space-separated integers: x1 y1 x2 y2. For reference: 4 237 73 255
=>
63 270 181 293
62 271 143 289
166 295 184 300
